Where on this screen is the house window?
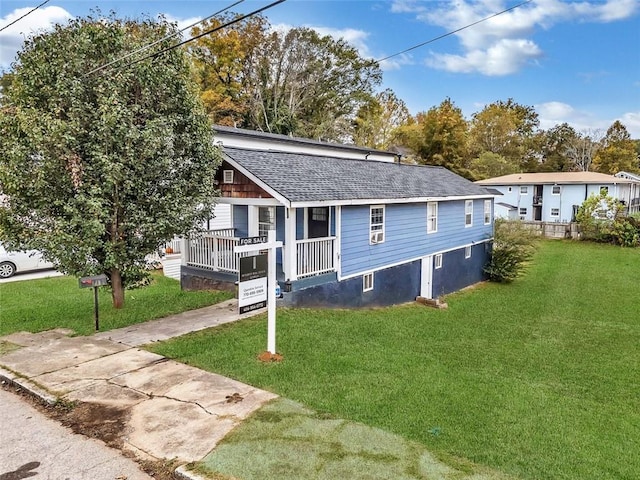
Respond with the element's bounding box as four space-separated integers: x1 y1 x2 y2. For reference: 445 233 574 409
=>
465 200 473 227
427 202 438 233
434 254 443 269
519 207 527 216
370 205 385 244
600 186 609 195
223 170 234 184
552 185 561 195
484 200 491 225
258 207 275 236
465 245 471 259
550 208 560 218
311 208 327 221
520 186 528 195
363 272 374 292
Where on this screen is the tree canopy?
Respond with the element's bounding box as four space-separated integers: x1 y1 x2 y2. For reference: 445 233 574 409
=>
0 14 220 308
189 16 382 142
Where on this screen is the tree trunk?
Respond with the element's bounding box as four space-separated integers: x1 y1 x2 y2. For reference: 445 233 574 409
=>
111 268 125 309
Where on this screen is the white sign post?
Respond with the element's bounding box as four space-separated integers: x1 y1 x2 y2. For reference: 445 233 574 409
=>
234 230 282 354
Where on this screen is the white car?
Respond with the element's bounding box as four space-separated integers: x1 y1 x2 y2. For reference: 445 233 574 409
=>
0 243 55 278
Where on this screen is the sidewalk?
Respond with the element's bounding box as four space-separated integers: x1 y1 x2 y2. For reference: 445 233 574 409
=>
0 299 277 469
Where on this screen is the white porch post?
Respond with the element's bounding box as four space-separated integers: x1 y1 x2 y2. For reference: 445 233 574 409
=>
284 207 297 281
180 237 189 266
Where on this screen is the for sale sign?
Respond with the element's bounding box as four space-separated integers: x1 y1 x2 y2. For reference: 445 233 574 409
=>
238 254 268 313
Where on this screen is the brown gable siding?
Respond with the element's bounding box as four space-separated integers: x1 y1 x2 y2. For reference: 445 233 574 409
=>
215 161 273 199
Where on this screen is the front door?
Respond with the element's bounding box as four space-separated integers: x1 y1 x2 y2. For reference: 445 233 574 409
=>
308 207 329 238
420 256 433 299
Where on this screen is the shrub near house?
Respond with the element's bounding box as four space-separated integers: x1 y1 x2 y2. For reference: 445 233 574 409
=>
576 192 640 246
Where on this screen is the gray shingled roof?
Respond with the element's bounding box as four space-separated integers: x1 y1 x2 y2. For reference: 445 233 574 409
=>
223 147 494 203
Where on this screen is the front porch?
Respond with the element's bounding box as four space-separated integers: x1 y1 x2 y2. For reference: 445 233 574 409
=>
181 228 338 282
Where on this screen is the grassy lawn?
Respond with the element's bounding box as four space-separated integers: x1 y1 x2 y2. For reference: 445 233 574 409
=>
0 272 234 336
149 241 640 480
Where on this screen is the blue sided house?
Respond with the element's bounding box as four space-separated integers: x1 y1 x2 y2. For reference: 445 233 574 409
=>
476 172 640 222
180 126 496 308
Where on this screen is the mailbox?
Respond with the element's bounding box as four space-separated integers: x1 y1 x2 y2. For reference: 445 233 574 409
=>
79 274 109 288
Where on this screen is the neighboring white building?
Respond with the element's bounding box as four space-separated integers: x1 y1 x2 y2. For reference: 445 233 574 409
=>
476 172 640 222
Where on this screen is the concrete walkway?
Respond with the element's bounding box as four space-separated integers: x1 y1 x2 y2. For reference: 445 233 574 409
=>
0 300 277 467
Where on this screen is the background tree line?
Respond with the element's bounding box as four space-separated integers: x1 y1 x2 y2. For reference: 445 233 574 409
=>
183 12 639 180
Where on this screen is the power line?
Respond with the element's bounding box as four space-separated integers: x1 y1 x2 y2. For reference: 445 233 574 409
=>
0 0 51 32
84 0 245 76
376 0 533 63
100 0 287 76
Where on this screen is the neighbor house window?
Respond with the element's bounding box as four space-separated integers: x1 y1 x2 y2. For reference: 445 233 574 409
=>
363 272 374 292
465 200 473 227
520 186 528 194
550 208 560 217
552 185 561 195
519 207 527 216
258 206 275 236
434 254 443 269
370 205 385 244
427 202 438 233
465 245 472 259
484 200 491 225
600 186 609 195
223 170 234 184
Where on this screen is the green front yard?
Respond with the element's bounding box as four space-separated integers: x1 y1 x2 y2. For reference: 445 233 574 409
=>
150 241 640 480
0 272 233 336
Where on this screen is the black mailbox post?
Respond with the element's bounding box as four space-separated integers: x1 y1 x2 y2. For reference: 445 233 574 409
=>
79 274 109 331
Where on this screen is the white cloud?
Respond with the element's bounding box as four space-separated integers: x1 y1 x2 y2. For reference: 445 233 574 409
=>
536 101 640 138
427 38 542 76
396 0 639 76
0 6 72 70
619 111 640 138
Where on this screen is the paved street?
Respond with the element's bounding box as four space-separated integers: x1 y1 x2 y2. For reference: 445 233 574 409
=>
0 269 63 283
0 387 153 480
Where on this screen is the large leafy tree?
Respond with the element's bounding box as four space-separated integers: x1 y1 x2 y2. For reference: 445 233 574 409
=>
591 121 639 174
538 123 578 172
351 88 410 149
411 98 470 176
469 99 540 171
190 18 381 141
0 14 220 308
565 129 603 172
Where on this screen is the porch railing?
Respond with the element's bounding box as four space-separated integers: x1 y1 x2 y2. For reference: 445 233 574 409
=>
185 229 240 273
296 236 336 278
185 231 337 279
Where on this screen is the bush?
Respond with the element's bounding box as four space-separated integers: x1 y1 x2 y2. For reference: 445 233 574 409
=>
576 193 639 247
484 219 538 283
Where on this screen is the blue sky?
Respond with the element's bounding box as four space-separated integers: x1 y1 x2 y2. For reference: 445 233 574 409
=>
1 0 639 137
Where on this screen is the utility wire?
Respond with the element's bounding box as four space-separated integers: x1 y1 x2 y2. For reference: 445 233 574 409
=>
84 0 245 76
376 0 533 63
0 0 51 32
100 0 287 75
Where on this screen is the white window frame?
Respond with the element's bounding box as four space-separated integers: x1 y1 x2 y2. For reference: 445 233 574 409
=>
465 200 473 227
465 245 471 259
550 208 560 218
363 272 374 292
427 202 438 233
258 206 275 236
434 254 443 269
223 170 234 184
520 186 528 195
484 200 491 225
552 185 561 195
370 205 385 244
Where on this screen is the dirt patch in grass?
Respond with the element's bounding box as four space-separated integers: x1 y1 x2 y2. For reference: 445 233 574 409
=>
1 382 181 480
